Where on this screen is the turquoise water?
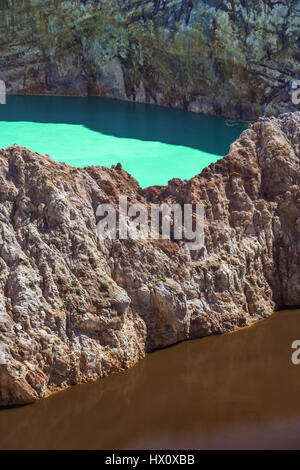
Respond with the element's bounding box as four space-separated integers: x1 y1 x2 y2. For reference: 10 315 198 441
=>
0 96 246 188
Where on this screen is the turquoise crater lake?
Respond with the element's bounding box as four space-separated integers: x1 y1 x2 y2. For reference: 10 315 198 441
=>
0 96 246 188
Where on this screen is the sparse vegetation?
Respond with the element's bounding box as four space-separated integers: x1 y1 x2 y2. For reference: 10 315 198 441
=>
71 280 79 287
101 282 109 292
156 277 167 283
22 260 30 267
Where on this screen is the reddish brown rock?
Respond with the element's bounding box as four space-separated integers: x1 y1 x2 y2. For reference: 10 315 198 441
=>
1 112 300 406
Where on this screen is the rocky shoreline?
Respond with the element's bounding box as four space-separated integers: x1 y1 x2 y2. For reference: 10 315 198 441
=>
0 112 300 406
1 0 299 119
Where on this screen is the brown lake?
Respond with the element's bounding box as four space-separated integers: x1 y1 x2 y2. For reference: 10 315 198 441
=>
0 309 300 450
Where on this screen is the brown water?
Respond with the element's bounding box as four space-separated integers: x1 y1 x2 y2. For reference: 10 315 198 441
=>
1 310 300 450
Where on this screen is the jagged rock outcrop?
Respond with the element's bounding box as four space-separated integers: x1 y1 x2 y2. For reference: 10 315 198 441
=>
1 0 299 119
1 112 300 406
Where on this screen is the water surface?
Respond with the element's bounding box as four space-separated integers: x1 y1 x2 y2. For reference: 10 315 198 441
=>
0 96 246 187
0 310 300 450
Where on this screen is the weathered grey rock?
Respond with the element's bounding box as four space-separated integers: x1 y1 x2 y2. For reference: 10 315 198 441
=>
0 0 299 119
1 112 300 406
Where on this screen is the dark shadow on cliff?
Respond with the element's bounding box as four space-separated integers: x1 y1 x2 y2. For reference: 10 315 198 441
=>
0 95 246 155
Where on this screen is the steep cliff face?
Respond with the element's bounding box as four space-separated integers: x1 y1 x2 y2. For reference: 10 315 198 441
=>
1 0 299 119
1 112 300 406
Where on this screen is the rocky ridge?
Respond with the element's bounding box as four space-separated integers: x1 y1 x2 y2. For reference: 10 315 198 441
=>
1 112 300 406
